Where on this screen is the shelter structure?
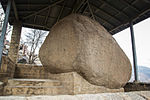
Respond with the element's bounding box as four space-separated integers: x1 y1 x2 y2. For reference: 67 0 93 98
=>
0 0 150 82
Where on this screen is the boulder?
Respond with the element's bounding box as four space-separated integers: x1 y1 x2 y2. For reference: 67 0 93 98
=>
39 14 132 89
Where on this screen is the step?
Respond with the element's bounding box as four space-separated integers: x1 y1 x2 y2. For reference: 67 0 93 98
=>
4 79 68 95
7 79 62 87
4 85 67 95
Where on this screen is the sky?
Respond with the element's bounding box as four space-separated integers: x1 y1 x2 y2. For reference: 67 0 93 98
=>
113 18 150 68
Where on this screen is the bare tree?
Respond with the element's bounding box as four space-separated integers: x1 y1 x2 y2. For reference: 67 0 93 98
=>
25 29 47 64
0 4 12 36
0 4 12 55
0 5 4 34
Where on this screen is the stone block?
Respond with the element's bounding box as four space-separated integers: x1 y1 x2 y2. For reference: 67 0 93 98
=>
124 82 150 92
0 56 16 80
0 81 4 96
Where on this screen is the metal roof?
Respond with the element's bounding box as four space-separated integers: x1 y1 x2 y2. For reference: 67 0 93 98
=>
1 0 150 35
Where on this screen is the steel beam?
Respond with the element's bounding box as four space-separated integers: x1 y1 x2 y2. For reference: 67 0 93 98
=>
87 0 95 20
23 0 64 19
31 14 56 19
10 11 36 14
12 0 19 20
121 0 140 13
56 1 65 22
72 0 87 13
90 3 122 24
0 0 12 67
98 0 129 19
23 23 49 30
110 7 150 34
4 4 72 10
44 7 51 25
80 3 88 14
130 21 139 82
94 13 115 28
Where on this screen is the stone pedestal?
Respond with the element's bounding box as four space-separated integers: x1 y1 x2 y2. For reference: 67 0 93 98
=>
8 21 22 63
13 64 124 95
49 72 124 95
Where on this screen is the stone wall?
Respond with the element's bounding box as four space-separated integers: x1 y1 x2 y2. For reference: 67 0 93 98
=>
14 64 50 79
0 56 16 95
124 82 150 92
0 81 4 96
8 21 22 63
0 56 16 82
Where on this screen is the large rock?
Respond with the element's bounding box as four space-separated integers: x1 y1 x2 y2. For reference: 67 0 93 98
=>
39 14 132 89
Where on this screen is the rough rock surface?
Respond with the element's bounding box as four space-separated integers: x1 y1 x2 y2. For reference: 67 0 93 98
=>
39 14 132 89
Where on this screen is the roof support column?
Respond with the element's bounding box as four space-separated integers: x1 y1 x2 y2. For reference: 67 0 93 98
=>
0 0 12 67
8 21 22 63
129 21 139 82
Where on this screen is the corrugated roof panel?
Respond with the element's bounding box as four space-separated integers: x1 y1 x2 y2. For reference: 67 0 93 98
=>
101 4 118 16
1 0 150 35
50 6 60 18
106 0 127 11
124 7 139 18
134 0 150 10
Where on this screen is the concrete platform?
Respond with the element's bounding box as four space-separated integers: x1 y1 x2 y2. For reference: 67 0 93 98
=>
0 91 150 100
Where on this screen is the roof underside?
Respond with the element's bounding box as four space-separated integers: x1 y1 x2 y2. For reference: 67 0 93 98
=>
1 0 150 35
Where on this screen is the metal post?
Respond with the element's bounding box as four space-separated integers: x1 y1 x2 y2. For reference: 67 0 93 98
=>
0 0 12 67
129 21 139 82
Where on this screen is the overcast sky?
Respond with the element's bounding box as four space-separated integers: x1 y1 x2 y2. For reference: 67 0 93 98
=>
113 18 150 68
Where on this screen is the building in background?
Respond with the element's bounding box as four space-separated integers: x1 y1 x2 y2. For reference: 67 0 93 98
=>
18 43 29 64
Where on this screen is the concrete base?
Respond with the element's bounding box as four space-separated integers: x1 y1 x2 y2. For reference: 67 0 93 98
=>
12 64 124 95
0 91 150 100
48 72 124 95
4 72 123 95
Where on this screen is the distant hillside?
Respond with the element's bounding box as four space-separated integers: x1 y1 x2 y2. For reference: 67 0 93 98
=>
129 66 150 82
